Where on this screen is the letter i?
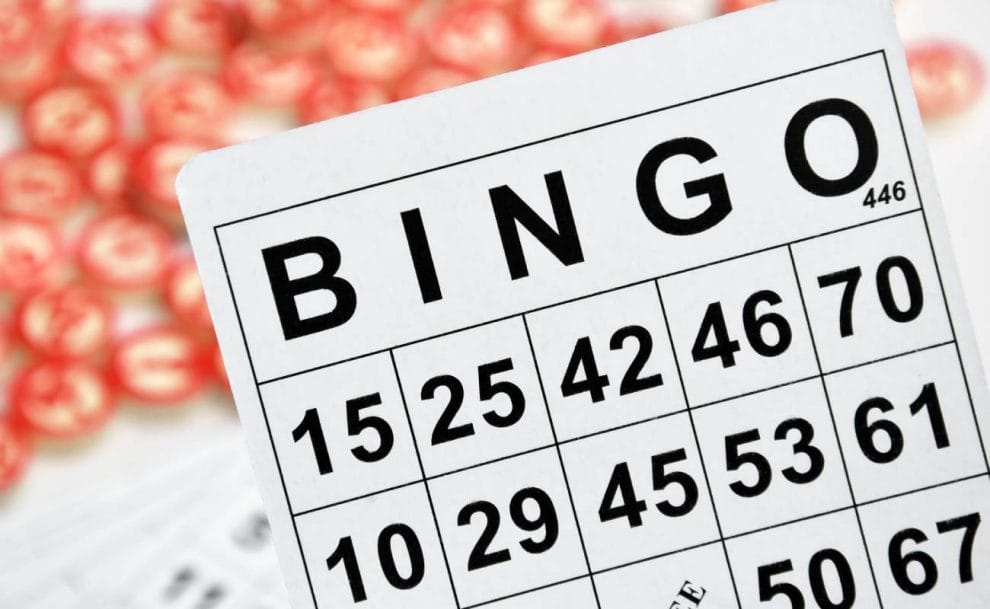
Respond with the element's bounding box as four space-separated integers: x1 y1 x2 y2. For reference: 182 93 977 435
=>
401 209 443 303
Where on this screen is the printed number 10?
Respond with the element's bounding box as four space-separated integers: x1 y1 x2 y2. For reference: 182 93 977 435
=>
327 524 425 602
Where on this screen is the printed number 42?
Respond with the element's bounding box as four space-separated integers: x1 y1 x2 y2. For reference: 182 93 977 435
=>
863 181 906 208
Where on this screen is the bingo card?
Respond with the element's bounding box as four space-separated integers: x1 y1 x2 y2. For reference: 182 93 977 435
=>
177 1 990 607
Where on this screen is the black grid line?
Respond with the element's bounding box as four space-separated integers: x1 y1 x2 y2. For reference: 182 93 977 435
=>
251 208 921 387
654 281 744 609
521 315 603 609
388 350 462 609
292 479 424 518
878 51 990 476
213 227 320 609
461 573 592 609
212 51 884 231
856 471 989 508
723 469 990 542
823 339 955 377
786 243 886 609
289 330 961 519
454 470 989 609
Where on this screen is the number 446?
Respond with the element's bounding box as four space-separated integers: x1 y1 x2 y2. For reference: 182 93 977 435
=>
862 181 906 208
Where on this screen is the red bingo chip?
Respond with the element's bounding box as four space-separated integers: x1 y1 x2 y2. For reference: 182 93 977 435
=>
395 65 473 100
425 2 520 75
0 150 82 220
86 142 133 209
339 0 422 14
0 216 60 294
0 421 30 491
77 212 172 290
0 316 10 363
605 16 668 44
165 256 212 330
519 0 608 52
719 0 773 13
16 285 112 358
0 0 42 60
0 45 59 101
324 13 418 83
111 326 208 404
132 139 214 218
242 0 326 37
151 0 242 56
298 78 389 124
23 84 118 159
521 47 570 68
64 15 159 85
40 0 76 30
10 360 115 439
141 71 236 139
907 41 985 119
225 44 319 105
212 342 228 389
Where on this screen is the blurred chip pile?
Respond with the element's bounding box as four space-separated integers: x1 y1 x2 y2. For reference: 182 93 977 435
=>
0 0 984 493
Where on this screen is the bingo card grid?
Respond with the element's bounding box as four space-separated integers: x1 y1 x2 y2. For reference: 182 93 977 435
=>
211 51 990 609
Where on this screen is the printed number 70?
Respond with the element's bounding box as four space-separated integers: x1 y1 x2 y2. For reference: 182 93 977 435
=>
817 255 923 338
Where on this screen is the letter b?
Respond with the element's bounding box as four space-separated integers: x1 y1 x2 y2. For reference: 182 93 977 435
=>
262 237 357 340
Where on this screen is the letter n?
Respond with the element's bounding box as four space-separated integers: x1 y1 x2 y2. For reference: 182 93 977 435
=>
489 170 584 280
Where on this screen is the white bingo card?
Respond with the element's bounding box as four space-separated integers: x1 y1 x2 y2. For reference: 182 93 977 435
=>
177 1 990 607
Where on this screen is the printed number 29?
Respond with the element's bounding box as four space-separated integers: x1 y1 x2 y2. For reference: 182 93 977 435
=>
458 487 559 571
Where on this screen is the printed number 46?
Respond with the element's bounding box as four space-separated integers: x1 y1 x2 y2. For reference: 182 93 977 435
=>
692 290 791 368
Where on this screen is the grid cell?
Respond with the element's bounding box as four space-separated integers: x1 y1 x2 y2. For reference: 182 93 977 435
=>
692 380 852 536
824 344 987 502
859 476 990 609
560 413 720 571
260 353 422 513
525 283 685 441
595 542 737 609
392 317 554 476
790 213 952 372
428 448 588 607
658 248 819 406
295 484 457 609
726 509 881 609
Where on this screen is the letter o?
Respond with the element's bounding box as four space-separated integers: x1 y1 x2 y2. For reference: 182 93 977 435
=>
785 98 879 197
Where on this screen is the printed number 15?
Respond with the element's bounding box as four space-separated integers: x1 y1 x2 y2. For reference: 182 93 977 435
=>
293 393 394 475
